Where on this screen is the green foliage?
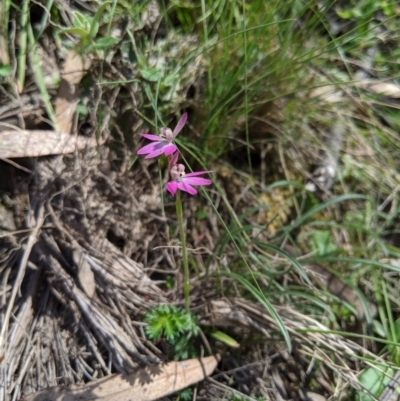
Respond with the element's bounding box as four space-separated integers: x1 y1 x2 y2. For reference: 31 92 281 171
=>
144 304 198 342
165 275 175 290
336 0 397 21
310 230 336 256
357 363 394 401
58 1 119 53
388 318 400 365
144 305 199 360
333 0 400 79
175 387 193 401
209 330 240 348
0 65 12 78
222 271 292 353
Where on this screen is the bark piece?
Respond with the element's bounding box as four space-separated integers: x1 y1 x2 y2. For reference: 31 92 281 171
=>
0 130 97 158
20 355 219 401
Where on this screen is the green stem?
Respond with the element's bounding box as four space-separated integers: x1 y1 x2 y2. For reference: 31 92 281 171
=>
176 190 190 312
17 0 29 93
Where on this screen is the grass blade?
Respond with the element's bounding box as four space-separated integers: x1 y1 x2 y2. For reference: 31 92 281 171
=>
17 0 29 93
27 24 56 126
222 271 292 353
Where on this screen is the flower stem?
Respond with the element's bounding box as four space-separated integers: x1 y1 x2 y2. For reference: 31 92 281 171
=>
176 190 190 312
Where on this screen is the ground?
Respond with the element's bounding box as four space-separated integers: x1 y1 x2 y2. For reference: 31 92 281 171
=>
1 1 400 401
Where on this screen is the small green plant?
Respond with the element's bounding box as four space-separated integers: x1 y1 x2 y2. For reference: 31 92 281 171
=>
58 2 119 53
336 0 397 22
175 387 193 401
310 230 336 256
144 305 199 360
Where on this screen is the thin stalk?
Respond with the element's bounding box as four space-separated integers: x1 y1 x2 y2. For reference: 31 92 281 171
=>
36 0 54 40
0 0 11 65
176 190 190 312
17 0 29 93
241 0 251 176
27 24 56 126
200 0 212 94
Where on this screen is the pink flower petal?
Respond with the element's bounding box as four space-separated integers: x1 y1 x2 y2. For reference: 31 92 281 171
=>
166 182 179 196
185 170 212 177
145 146 169 159
140 133 160 141
163 144 177 156
137 142 159 155
184 177 212 186
173 113 188 137
168 152 180 170
178 182 197 195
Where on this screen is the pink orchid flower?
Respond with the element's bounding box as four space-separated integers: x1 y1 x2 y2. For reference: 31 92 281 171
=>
166 155 212 196
137 113 188 159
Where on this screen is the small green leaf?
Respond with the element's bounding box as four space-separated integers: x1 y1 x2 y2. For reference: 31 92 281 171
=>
177 388 193 401
140 67 162 82
166 275 175 289
310 230 336 256
164 73 176 87
391 318 400 342
196 209 208 220
90 1 111 39
92 36 120 50
59 27 90 39
336 9 353 19
73 11 91 30
76 104 89 117
372 320 386 337
210 330 240 348
0 65 12 77
357 364 394 401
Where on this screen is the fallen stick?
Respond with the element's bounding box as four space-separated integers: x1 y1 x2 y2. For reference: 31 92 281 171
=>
21 355 219 401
